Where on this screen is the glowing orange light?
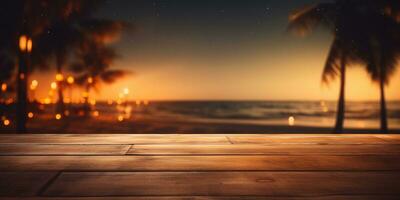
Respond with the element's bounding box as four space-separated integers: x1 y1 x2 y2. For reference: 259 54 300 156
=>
143 100 149 105
123 88 129 95
1 83 7 92
51 82 57 90
55 73 64 81
43 98 51 104
87 77 93 84
55 114 62 120
30 80 38 90
3 119 10 126
28 112 34 118
19 73 25 80
67 76 74 84
107 100 113 105
27 39 32 52
64 110 70 116
19 35 27 51
288 116 295 126
135 100 141 106
5 98 13 105
82 92 89 98
118 115 124 122
90 99 96 106
93 111 99 117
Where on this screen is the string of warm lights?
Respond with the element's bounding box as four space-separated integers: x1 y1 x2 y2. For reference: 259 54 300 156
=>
1 69 152 126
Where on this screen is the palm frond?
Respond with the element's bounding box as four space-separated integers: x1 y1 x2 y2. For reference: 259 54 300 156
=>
321 39 341 84
288 3 336 36
80 19 129 44
100 69 130 84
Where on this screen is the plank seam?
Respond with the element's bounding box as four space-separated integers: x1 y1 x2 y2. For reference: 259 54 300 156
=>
36 171 62 196
125 145 134 155
225 136 234 144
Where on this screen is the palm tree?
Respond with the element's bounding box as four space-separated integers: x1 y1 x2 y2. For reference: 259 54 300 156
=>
288 0 367 133
0 0 127 131
0 0 70 133
38 0 116 116
70 42 128 116
359 4 400 133
290 1 400 133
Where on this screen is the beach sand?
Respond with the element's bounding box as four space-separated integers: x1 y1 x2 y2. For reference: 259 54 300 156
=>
1 114 398 134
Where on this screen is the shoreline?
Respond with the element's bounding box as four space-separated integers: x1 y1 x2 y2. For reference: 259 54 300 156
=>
1 115 398 134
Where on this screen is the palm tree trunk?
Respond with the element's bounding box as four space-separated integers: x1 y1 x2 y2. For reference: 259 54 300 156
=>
333 56 346 133
16 51 28 133
380 70 388 133
55 63 65 116
84 84 91 116
56 80 65 115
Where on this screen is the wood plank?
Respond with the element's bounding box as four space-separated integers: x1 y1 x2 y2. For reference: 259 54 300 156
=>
2 196 400 200
227 134 388 144
128 144 400 155
0 172 56 196
1 155 400 171
373 135 400 143
0 134 396 145
0 134 230 145
43 172 400 196
0 144 131 155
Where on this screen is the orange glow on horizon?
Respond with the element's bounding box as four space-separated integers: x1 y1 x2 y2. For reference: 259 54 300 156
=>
28 43 400 102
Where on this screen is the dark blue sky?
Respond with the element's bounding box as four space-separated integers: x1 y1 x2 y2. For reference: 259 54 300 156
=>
77 0 400 101
97 0 328 63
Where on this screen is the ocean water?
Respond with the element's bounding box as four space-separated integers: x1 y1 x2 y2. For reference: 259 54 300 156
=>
100 101 400 129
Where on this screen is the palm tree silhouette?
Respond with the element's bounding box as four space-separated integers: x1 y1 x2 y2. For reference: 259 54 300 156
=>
0 0 126 132
70 42 128 116
0 0 73 133
288 0 367 133
290 0 400 133
39 1 123 117
358 4 400 133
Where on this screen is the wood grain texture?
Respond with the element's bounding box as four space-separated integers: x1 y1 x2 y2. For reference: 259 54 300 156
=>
0 134 399 199
0 172 56 196
43 172 400 196
0 134 230 145
1 155 400 171
2 196 400 200
128 144 400 155
0 144 131 155
226 135 389 144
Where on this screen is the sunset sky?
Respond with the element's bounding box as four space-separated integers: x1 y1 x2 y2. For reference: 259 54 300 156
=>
32 0 400 101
